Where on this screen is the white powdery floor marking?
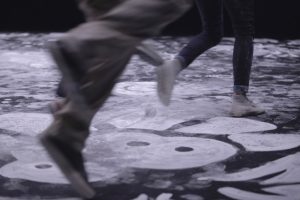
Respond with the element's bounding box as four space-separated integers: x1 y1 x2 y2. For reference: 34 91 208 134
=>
0 160 69 184
113 82 157 96
0 112 237 183
0 159 117 184
176 117 277 135
0 51 51 68
0 113 97 136
218 186 300 200
0 112 52 135
197 152 300 185
229 133 300 151
263 185 300 200
88 132 237 170
94 99 224 131
95 91 230 130
113 81 231 98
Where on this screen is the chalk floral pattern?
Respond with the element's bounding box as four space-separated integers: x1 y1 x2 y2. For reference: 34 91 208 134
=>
0 34 299 199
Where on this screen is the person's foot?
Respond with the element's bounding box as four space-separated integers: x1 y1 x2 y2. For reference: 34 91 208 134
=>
156 59 182 106
231 94 265 117
40 129 95 199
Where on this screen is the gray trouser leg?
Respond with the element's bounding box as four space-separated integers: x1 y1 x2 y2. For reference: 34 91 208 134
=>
78 0 124 21
52 0 193 149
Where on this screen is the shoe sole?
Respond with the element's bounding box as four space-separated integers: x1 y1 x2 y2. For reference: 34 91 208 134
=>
48 42 88 110
40 134 96 199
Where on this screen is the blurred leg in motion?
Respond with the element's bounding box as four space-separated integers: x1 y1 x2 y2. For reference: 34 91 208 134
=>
157 0 223 106
157 0 265 117
54 0 163 101
40 0 192 198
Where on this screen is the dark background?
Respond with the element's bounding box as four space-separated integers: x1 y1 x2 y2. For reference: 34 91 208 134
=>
0 0 299 39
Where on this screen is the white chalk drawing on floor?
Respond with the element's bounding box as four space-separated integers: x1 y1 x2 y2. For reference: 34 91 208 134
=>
113 81 232 98
0 113 52 135
229 133 300 151
88 132 237 170
0 135 18 156
113 82 157 96
132 193 178 200
0 131 237 183
0 113 97 136
132 194 149 200
107 81 233 131
94 99 230 130
263 185 300 200
156 193 173 200
94 104 186 131
0 159 117 184
197 152 300 185
179 194 204 200
0 136 118 183
0 35 299 199
176 117 277 135
0 160 69 184
0 111 295 191
218 186 300 200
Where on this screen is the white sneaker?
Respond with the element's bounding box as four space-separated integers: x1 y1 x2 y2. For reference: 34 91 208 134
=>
231 94 265 117
156 59 182 106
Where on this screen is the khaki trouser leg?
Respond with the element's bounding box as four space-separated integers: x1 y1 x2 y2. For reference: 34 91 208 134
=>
50 0 193 150
78 0 124 20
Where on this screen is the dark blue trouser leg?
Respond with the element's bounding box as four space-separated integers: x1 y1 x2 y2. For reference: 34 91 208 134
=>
177 0 223 67
177 0 255 94
225 0 254 93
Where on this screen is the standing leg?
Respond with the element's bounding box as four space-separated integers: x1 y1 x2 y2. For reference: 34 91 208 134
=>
224 0 265 116
157 0 223 106
40 0 192 198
